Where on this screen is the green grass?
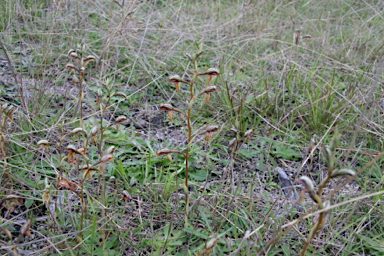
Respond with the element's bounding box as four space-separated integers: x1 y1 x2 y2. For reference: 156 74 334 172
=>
0 0 384 255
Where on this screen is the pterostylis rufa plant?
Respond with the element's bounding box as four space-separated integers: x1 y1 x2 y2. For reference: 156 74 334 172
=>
156 42 220 227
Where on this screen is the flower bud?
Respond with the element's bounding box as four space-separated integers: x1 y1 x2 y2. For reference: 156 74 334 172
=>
79 66 85 78
205 124 219 133
84 55 96 66
331 168 356 178
205 234 218 250
159 103 174 111
299 176 315 193
69 52 78 59
168 75 188 92
97 89 103 97
66 144 78 153
68 49 76 57
72 75 79 85
37 139 49 148
205 68 220 76
116 116 128 123
203 85 217 93
204 125 219 141
106 145 117 154
72 128 87 136
101 154 114 163
65 63 75 70
113 92 127 99
156 148 172 156
156 148 174 162
122 190 130 201
90 126 99 136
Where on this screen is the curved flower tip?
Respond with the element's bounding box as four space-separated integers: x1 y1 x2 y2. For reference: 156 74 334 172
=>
168 75 188 84
331 168 356 178
68 49 76 56
84 55 96 66
244 129 253 137
90 126 99 136
244 129 254 142
72 128 87 136
168 75 188 92
65 63 75 70
203 86 217 94
206 68 220 76
204 125 219 141
159 103 174 111
84 55 96 62
202 86 217 104
168 75 182 83
116 115 128 123
37 139 49 147
69 52 79 59
113 92 127 99
156 148 173 162
205 234 218 251
203 68 220 86
115 116 128 131
122 190 131 201
156 148 172 156
106 146 117 154
206 125 219 133
159 103 175 120
298 176 315 192
101 154 114 163
37 140 51 150
77 148 88 155
65 144 78 153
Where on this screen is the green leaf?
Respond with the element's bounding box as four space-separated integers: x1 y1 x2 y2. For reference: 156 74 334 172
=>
272 144 301 160
189 169 208 181
25 199 34 209
238 148 260 158
359 235 384 253
184 227 209 239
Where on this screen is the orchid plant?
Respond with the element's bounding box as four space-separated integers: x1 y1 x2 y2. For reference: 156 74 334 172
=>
156 44 220 227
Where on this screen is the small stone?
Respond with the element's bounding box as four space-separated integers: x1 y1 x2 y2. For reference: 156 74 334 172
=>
134 119 149 129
